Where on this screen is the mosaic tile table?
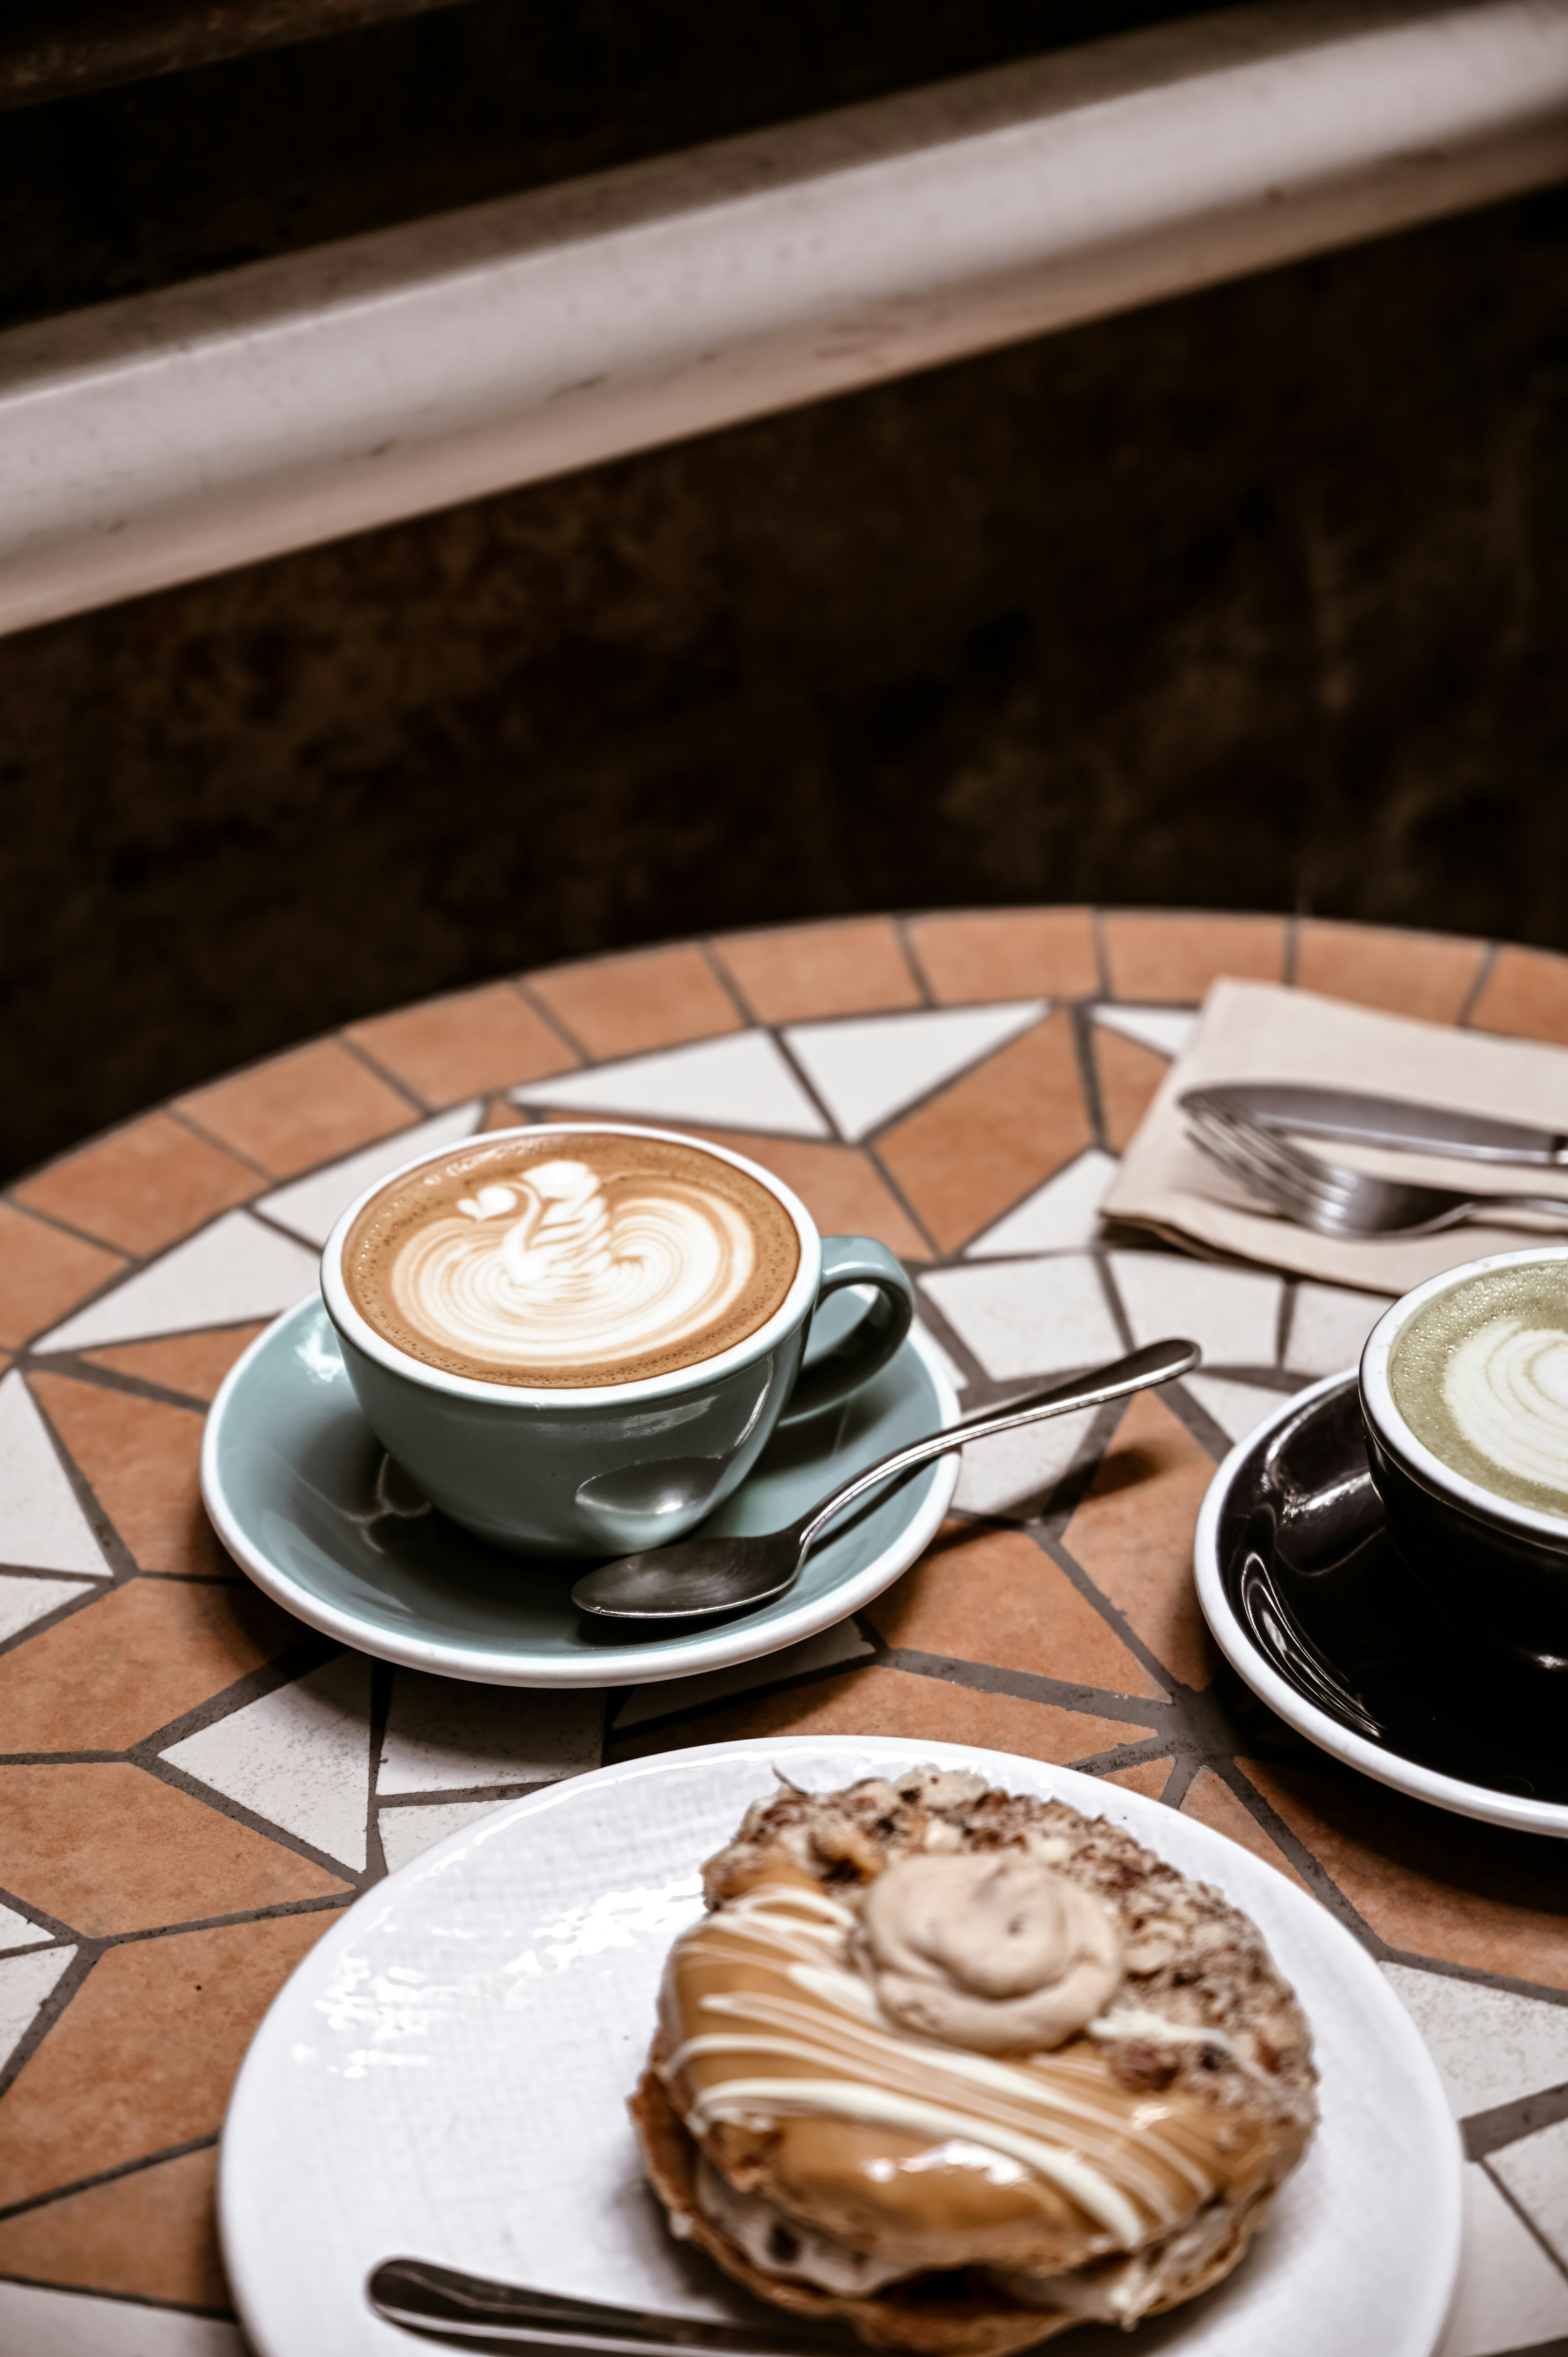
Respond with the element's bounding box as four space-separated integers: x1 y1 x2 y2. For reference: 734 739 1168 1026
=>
4 908 1568 2357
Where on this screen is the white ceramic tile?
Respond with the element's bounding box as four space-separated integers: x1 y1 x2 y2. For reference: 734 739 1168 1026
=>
0 1568 99 1640
909 1316 968 1393
1286 1281 1396 1377
1491 2117 1568 2267
0 1944 76 2071
256 1103 482 1246
954 1406 1100 1517
1382 1964 1568 2119
1110 1251 1282 1367
35 1210 319 1352
0 2282 244 2357
379 1798 503 1875
378 1675 604 1795
161 1652 372 1870
1187 1375 1292 1445
964 1149 1119 1257
782 1002 1045 1140
1095 1005 1200 1059
919 1255 1122 1382
0 1899 51 1951
612 1620 872 1730
512 1032 827 1136
0 1374 112 1575
1435 2161 1568 2357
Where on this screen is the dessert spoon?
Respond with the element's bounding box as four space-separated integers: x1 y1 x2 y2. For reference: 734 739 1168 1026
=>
368 2256 856 2353
571 1336 1198 1620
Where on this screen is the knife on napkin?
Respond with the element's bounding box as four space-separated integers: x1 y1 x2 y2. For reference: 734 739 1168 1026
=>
1180 1084 1568 1167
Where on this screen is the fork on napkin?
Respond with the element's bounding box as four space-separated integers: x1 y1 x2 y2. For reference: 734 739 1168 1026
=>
1102 979 1568 1291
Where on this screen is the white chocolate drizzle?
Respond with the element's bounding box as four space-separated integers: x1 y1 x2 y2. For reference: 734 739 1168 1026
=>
662 1879 1240 2258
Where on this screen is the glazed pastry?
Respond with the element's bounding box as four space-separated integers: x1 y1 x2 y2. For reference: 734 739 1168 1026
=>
631 1767 1317 2353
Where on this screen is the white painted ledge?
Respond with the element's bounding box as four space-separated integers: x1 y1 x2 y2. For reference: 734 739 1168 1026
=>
3 0 1567 636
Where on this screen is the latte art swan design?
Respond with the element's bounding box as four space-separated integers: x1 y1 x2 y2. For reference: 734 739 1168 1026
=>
1442 1314 1568 1501
388 1158 760 1374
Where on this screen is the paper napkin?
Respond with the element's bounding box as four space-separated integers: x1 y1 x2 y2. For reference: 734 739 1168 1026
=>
1104 979 1568 1291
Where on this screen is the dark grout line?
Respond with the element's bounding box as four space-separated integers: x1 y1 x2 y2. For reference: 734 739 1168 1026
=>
878 1647 1171 1729
1069 1001 1107 1154
363 1658 394 1886
335 1032 433 1117
694 936 755 1027
1481 2155 1568 2291
1464 2077 1568 2163
0 1944 95 2105
0 2133 222 2229
164 1103 278 1183
1457 940 1501 1029
892 916 936 1009
512 976 592 1066
18 1375 136 1582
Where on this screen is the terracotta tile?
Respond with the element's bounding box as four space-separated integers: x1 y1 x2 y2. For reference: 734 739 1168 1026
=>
0 1577 299 1752
176 1039 413 1179
0 1763 347 1937
1099 1758 1174 1800
1180 1767 1310 1891
13 1116 257 1259
908 909 1099 1004
347 982 577 1106
0 2144 227 2310
29 1374 221 1576
482 1097 530 1133
0 1207 125 1353
1095 1027 1170 1152
1101 912 1287 1002
0 1911 335 2208
1293 922 1486 1025
1061 1391 1219 1690
866 1522 1165 1699
81 1323 268 1405
528 945 742 1058
876 1014 1093 1254
611 1661 1149 1766
710 920 920 1022
1469 945 1568 1045
682 1126 930 1260
1238 1759 1568 1988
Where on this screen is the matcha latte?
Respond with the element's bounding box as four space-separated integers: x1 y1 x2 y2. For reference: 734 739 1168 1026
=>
1388 1260 1568 1521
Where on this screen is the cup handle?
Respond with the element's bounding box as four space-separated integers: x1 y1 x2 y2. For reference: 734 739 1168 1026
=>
781 1236 915 1421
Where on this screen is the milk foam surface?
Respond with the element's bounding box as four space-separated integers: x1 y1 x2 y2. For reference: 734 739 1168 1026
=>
343 1132 799 1386
1388 1261 1568 1518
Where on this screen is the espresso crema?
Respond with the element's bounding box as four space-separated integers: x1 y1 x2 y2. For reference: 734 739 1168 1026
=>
1388 1260 1568 1517
342 1132 800 1386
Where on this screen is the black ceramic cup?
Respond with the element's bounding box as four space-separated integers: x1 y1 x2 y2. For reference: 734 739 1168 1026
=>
1359 1246 1568 1675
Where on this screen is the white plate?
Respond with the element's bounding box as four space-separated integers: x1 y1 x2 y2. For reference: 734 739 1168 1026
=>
220 1736 1462 2357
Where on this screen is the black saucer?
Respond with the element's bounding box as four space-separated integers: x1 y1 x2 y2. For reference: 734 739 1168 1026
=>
1208 1378 1568 1814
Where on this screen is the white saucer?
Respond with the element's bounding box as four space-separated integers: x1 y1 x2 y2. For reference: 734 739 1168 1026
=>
1194 1372 1568 1839
201 1298 959 1687
219 1735 1461 2357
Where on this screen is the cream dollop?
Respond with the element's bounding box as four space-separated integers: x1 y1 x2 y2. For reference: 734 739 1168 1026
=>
857 1853 1124 2054
1442 1314 1568 1501
387 1157 758 1374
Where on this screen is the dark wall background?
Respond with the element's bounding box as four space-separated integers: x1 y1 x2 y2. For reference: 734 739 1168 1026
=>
1 4 1565 1181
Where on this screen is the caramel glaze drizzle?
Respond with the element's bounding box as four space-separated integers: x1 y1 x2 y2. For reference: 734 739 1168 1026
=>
658 1864 1280 2270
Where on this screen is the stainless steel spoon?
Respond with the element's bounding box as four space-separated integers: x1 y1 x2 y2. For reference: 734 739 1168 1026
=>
570 1336 1198 1620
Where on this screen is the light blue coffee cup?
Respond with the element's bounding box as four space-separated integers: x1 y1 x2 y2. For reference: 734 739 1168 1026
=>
320 1123 915 1559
